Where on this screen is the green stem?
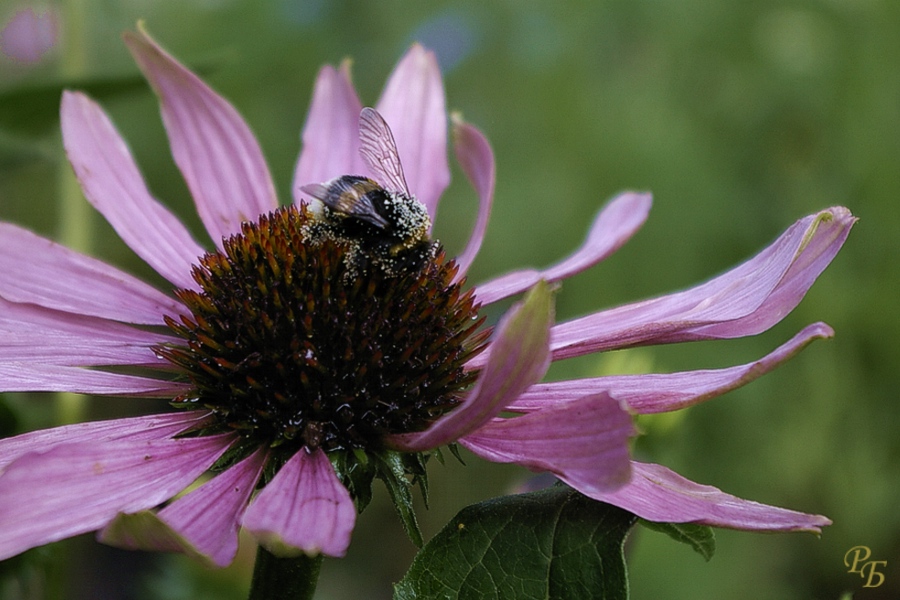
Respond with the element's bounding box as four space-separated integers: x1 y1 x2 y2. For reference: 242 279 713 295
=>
248 547 324 600
55 0 92 427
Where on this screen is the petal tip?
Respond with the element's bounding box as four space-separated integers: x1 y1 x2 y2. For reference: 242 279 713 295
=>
809 321 835 339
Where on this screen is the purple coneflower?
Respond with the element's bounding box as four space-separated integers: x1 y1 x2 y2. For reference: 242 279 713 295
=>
0 28 854 568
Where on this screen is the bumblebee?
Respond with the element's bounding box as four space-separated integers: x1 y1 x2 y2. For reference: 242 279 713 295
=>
300 108 435 276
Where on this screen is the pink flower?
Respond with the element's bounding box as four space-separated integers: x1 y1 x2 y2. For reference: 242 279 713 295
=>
0 6 58 65
0 27 854 567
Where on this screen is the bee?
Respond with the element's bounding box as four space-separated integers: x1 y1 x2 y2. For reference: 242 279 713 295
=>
300 107 435 277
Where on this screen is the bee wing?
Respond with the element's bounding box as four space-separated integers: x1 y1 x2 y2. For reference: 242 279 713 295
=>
359 107 410 196
299 182 332 203
300 178 389 228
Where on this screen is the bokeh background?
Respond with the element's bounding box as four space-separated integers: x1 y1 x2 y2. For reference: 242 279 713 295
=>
1 1 898 598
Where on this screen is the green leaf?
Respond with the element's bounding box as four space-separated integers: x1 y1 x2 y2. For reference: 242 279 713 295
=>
638 520 716 561
376 450 425 548
394 486 637 600
330 448 434 547
403 451 431 509
329 450 377 513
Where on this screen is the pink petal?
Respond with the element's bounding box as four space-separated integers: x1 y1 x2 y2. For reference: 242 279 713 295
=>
460 392 635 495
0 341 158 367
0 433 234 561
473 192 652 306
545 206 854 362
61 91 204 289
0 297 176 366
540 192 652 281
293 62 364 202
124 28 278 245
451 117 495 279
595 462 831 533
0 363 189 397
100 448 267 566
375 44 449 218
158 448 267 565
242 447 355 558
0 223 184 324
388 280 554 452
471 271 542 307
0 411 210 473
508 322 834 414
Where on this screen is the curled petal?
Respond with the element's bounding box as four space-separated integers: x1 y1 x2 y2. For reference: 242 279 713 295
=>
451 116 495 279
0 411 210 472
100 448 267 567
376 43 449 218
508 322 834 414
293 61 364 202
124 27 278 245
460 392 635 495
242 447 355 558
0 363 189 397
545 207 855 361
540 192 652 281
0 433 234 561
61 91 204 289
473 192 652 306
595 462 831 533
0 223 184 324
388 280 554 452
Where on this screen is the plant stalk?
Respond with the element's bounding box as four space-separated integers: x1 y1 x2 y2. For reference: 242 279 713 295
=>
248 546 324 600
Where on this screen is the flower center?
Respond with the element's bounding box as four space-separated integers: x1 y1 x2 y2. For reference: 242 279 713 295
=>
158 205 487 456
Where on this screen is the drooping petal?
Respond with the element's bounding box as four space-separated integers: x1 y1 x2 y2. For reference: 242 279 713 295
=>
376 44 449 218
508 322 834 414
471 207 853 368
242 447 355 558
293 61 364 202
0 433 234 561
60 91 204 289
0 223 184 324
0 411 210 472
0 298 176 366
472 192 653 306
158 447 267 565
124 27 278 245
460 392 635 495
595 462 831 533
388 280 554 452
451 116 494 279
0 363 189 397
100 447 267 567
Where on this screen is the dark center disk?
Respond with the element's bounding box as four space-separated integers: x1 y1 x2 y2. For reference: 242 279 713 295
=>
157 205 488 455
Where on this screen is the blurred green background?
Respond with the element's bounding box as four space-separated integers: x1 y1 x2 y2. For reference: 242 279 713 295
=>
1 0 898 598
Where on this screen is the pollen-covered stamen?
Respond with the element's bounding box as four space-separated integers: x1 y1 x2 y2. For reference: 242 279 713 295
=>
157 205 487 456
